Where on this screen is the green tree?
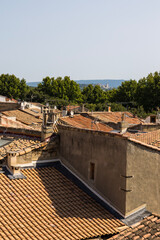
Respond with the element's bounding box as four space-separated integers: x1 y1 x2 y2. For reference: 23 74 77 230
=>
82 84 107 104
0 74 28 99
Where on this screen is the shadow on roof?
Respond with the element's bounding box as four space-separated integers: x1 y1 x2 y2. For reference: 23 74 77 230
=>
35 164 116 221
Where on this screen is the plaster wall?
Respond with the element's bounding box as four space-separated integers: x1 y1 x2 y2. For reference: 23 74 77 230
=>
126 141 160 215
59 126 128 215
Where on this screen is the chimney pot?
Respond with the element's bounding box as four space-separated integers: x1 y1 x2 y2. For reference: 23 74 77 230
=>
108 106 111 112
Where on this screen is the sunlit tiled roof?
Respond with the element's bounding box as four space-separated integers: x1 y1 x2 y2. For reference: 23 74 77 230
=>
60 114 113 132
0 166 124 240
21 108 43 119
2 110 42 126
89 112 142 125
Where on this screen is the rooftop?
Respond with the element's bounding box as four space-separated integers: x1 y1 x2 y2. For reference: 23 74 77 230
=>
89 112 142 125
21 108 43 119
0 134 44 161
0 165 124 240
109 214 160 239
2 109 42 128
125 129 160 149
60 114 113 132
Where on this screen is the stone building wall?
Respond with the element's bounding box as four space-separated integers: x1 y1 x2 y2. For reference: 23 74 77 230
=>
58 125 160 217
58 125 128 216
125 140 160 215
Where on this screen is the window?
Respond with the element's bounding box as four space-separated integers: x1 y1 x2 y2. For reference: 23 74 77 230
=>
150 116 156 123
90 162 95 180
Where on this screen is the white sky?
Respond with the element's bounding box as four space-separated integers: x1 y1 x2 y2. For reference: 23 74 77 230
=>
0 0 160 82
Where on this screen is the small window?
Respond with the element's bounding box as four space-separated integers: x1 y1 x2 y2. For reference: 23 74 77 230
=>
90 162 95 180
150 116 156 123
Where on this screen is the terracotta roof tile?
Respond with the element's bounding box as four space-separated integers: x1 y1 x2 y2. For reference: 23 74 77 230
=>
21 108 43 119
2 109 42 126
127 129 160 148
0 167 124 239
109 214 160 239
0 135 42 159
90 112 142 125
60 114 113 132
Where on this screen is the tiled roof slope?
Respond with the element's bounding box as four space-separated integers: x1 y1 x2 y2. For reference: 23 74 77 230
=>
126 129 160 149
109 214 160 239
0 167 124 240
21 108 43 119
60 114 113 132
0 135 43 160
2 110 42 125
0 116 33 129
89 112 142 125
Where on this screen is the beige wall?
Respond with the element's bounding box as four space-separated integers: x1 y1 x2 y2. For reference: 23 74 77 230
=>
59 125 160 217
59 126 128 215
126 140 160 215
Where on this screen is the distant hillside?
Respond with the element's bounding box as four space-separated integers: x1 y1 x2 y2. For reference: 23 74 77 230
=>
27 82 41 87
76 79 127 89
27 79 127 89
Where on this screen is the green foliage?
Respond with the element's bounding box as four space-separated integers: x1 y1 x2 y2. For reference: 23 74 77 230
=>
0 74 29 100
37 76 82 103
114 80 137 102
135 72 160 111
105 72 160 113
1 72 159 117
110 103 127 112
129 106 148 118
82 84 107 104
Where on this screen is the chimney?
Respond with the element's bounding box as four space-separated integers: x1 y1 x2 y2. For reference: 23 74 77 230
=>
41 106 53 141
62 108 67 117
21 102 25 110
121 113 125 121
120 113 128 134
82 104 85 112
108 106 111 112
7 151 20 176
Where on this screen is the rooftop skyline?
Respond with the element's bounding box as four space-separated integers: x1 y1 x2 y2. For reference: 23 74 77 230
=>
0 0 160 82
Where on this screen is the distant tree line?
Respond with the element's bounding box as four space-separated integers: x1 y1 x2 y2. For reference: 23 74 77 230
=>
0 72 160 117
